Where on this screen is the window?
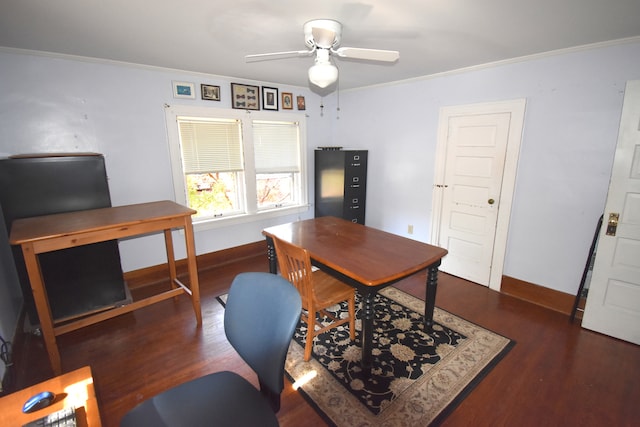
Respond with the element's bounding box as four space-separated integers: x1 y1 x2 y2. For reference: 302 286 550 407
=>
178 117 244 218
166 105 308 227
254 120 302 210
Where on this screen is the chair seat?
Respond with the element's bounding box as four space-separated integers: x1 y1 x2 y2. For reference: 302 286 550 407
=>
120 371 279 427
312 269 355 308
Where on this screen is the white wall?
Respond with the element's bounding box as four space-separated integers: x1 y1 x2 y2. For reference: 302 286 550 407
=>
1 40 638 301
333 40 640 295
0 51 328 273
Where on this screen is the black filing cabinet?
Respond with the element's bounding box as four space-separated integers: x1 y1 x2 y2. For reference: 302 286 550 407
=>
314 149 367 224
0 153 129 329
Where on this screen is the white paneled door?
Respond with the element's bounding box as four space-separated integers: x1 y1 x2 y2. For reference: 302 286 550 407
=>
431 100 525 289
582 80 640 345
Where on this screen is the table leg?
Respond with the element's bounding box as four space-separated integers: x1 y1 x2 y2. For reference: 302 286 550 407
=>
21 243 62 375
265 236 277 274
183 218 202 326
164 229 177 291
424 261 441 330
360 290 376 369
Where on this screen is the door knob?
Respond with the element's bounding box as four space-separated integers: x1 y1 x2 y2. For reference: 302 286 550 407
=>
488 198 495 205
606 213 619 236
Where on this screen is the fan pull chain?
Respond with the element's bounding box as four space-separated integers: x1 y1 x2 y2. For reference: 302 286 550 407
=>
320 98 324 117
336 83 340 120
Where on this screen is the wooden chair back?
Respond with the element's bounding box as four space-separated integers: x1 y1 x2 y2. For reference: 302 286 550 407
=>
272 237 314 307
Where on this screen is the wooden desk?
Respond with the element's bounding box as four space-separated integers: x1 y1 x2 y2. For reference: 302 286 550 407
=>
263 216 448 368
10 201 202 376
0 366 101 427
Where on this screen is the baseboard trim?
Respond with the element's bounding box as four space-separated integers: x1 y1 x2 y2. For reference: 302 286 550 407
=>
501 276 575 316
124 240 267 289
124 246 577 317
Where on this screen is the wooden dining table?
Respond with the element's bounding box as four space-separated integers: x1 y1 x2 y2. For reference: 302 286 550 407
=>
262 216 448 368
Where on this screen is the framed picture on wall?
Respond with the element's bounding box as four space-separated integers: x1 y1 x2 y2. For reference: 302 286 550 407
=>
262 86 279 110
297 95 306 110
282 92 293 110
173 81 195 99
201 84 220 101
231 83 260 110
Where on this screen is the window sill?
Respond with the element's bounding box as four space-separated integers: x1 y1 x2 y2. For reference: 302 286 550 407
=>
191 204 311 232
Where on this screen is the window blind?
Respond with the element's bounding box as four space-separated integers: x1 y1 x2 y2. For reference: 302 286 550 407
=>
253 121 300 173
178 117 243 173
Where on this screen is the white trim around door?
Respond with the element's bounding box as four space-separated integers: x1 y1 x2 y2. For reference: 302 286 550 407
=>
431 99 526 291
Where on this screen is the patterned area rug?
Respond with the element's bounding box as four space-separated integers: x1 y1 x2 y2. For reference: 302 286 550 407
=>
283 287 514 426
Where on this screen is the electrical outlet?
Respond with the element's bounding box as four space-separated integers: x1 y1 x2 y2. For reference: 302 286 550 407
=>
408 224 414 234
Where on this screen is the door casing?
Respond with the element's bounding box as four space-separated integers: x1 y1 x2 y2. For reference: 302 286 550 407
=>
431 99 526 291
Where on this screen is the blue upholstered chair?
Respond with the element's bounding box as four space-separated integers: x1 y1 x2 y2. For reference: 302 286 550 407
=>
120 272 302 427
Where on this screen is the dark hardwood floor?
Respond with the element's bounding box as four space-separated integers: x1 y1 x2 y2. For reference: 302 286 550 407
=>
10 254 640 426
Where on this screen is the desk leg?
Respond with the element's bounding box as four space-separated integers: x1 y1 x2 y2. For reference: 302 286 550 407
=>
424 261 441 330
360 290 376 369
183 218 202 326
21 243 62 375
164 229 177 291
265 236 277 274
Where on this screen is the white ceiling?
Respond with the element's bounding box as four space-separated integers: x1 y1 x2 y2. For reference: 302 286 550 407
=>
2 0 640 94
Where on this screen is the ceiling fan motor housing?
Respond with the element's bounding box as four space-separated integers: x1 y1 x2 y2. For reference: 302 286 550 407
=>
304 19 342 49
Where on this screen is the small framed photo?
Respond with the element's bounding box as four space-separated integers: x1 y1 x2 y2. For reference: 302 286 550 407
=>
297 95 306 110
231 83 260 110
281 92 293 110
262 87 279 111
173 81 195 99
201 84 220 101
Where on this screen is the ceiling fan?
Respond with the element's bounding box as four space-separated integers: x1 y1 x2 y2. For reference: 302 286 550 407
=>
245 19 400 89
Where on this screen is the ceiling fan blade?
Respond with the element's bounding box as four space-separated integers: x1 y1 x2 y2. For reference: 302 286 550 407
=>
334 47 400 62
245 50 312 62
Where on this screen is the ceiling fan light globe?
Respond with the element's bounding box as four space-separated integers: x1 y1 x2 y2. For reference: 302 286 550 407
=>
308 63 338 88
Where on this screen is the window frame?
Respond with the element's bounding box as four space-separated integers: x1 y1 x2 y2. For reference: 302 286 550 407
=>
165 105 309 230
253 119 304 211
